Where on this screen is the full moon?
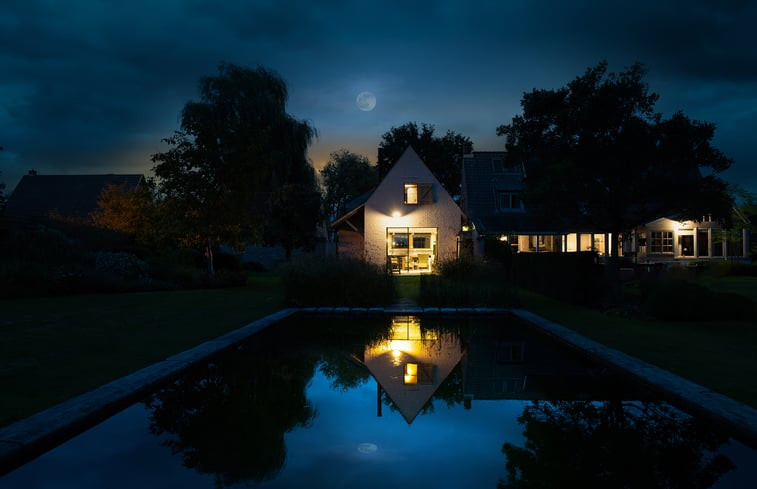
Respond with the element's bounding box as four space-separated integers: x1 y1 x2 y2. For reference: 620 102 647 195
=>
356 91 376 111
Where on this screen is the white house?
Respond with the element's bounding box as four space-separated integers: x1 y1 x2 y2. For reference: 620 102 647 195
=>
331 146 465 273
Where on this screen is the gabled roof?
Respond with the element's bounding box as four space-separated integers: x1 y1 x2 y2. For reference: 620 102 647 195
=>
3 173 144 221
461 151 541 234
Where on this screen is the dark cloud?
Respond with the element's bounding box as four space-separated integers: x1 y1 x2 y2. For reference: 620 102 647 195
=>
1 0 755 194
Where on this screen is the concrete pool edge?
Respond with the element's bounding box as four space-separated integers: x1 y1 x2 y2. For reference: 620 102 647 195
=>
509 308 757 448
2 305 755 474
0 308 299 475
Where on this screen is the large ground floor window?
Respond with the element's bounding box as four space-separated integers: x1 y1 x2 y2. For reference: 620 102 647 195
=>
387 227 437 273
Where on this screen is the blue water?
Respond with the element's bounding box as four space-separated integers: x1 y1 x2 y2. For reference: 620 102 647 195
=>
1 316 755 488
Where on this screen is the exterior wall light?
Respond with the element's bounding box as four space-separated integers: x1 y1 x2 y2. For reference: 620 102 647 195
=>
392 211 401 218
461 225 470 232
498 235 508 242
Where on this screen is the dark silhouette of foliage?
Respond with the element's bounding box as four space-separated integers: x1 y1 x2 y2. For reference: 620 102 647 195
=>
264 169 323 260
377 122 472 198
497 62 733 257
151 63 319 273
146 345 317 487
499 400 734 489
320 148 377 221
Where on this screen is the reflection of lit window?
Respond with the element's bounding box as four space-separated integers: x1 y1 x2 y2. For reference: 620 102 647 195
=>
403 362 434 384
404 363 418 384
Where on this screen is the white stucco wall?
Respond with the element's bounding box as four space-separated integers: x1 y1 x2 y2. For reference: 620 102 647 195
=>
363 147 464 268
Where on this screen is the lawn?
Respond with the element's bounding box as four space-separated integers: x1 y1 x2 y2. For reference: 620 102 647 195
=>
517 288 757 407
2 267 755 429
0 272 284 427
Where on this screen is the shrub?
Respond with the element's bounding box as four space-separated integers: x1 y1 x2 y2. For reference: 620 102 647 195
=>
640 279 755 321
510 252 605 307
419 258 516 307
281 256 395 307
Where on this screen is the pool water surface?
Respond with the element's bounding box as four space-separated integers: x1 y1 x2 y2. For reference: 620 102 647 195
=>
1 315 755 488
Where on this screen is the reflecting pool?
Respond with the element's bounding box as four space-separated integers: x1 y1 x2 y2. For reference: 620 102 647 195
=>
2 315 755 488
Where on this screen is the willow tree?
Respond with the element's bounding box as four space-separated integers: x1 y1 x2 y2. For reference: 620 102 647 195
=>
152 63 319 273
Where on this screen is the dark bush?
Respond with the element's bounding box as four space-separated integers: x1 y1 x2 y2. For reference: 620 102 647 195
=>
641 279 755 321
419 257 516 307
510 252 605 307
282 257 395 307
213 250 242 271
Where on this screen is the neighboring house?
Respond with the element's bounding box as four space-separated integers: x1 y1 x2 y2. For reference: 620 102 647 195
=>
2 171 144 226
331 146 465 273
630 216 750 263
460 151 608 257
460 151 751 263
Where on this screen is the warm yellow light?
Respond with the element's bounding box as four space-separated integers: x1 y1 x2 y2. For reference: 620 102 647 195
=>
392 211 401 218
498 234 508 242
461 225 470 232
404 363 418 384
392 349 401 359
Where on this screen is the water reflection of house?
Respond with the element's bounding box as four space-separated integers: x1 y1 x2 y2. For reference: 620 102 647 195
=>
461 322 633 405
363 316 465 423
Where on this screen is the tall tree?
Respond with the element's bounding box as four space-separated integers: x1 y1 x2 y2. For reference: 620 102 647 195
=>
497 62 733 257
320 148 377 221
264 165 322 260
377 122 472 198
151 63 318 273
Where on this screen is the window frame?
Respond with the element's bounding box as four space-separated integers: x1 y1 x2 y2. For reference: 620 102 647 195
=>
649 231 673 254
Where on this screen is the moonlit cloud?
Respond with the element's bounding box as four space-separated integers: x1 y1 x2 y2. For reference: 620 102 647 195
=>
1 0 755 194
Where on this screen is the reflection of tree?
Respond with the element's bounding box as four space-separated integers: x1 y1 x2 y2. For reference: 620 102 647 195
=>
145 346 317 488
319 352 372 391
499 400 734 489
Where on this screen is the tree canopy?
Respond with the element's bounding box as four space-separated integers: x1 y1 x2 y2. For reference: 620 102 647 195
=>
377 122 472 198
497 62 733 256
151 63 320 270
320 148 377 221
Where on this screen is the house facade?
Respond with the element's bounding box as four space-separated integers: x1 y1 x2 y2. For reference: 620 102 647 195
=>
460 151 750 263
630 217 750 263
2 171 145 227
331 146 464 273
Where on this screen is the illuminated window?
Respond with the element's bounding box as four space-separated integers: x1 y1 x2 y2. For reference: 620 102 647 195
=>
391 234 409 249
649 231 673 253
404 184 418 204
404 183 433 204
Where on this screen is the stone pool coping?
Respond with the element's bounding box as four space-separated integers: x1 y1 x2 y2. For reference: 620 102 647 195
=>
1 306 756 475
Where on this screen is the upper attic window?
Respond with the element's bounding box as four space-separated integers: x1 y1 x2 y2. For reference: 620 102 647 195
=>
404 183 433 204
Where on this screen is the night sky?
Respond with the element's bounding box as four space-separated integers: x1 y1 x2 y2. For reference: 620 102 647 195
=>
1 0 756 194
